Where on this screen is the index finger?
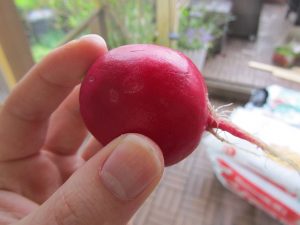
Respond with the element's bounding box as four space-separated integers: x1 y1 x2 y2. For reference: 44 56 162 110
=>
0 35 107 161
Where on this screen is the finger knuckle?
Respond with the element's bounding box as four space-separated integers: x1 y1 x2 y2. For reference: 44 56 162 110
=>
54 189 81 225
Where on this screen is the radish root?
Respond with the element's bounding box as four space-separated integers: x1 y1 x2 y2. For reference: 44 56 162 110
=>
207 128 229 144
207 103 300 171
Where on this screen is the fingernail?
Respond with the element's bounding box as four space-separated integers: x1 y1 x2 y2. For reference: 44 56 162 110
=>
100 134 163 201
79 34 106 46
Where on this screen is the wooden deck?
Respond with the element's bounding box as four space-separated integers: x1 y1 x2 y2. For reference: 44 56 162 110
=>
204 3 300 102
132 143 281 225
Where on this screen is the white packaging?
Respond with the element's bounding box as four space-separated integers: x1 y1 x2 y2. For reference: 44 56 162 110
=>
203 108 300 225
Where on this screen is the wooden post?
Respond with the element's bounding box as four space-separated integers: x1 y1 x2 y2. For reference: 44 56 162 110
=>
169 0 179 48
156 0 171 47
88 10 107 39
89 3 108 42
0 45 15 89
0 1 34 88
156 0 178 47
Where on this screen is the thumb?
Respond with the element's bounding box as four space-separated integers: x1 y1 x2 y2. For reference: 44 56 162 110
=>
19 134 164 225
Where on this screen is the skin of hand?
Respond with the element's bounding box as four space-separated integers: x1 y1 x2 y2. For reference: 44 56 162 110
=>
0 34 164 225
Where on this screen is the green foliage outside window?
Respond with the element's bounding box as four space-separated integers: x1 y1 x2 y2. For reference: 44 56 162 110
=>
15 0 155 62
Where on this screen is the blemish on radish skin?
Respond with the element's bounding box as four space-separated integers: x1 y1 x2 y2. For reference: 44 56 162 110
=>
123 77 144 94
88 76 95 83
109 89 119 103
130 50 145 52
159 98 169 107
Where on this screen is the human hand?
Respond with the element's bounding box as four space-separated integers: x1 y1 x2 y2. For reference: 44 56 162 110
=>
0 35 164 225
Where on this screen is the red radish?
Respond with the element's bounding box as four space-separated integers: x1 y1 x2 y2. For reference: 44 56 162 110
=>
80 44 271 166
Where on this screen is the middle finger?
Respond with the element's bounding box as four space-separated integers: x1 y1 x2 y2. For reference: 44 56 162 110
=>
43 85 88 155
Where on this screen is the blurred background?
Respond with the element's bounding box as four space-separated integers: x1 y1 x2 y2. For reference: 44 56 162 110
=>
1 0 300 225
